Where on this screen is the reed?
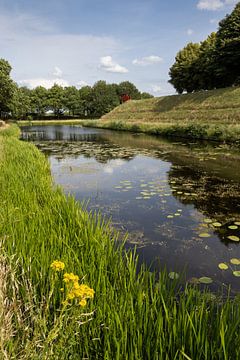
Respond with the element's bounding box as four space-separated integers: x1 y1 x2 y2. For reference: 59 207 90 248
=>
1 125 240 359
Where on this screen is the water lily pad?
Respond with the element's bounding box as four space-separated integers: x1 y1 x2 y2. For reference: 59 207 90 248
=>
218 263 229 270
212 222 222 227
234 222 240 226
167 215 174 219
174 213 181 216
177 191 183 194
228 225 238 230
199 233 211 238
204 219 213 224
233 271 240 277
227 235 240 242
168 272 179 280
199 277 213 284
230 258 240 265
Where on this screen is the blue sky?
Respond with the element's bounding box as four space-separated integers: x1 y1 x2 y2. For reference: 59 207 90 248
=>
0 0 238 95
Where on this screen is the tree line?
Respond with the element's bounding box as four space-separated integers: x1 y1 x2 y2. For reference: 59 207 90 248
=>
0 60 153 120
169 2 240 93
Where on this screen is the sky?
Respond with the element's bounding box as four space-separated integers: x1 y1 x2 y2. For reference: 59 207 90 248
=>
0 0 238 95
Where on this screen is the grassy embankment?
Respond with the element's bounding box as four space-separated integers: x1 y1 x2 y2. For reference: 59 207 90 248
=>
81 86 240 143
17 119 86 126
1 125 240 359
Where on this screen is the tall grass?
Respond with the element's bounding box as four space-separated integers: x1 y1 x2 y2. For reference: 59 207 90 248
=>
78 86 240 143
1 125 240 359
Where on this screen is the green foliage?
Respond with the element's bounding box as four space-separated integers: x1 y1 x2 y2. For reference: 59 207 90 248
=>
86 80 120 117
0 58 15 115
117 81 141 99
169 3 240 92
2 127 240 358
63 86 80 115
169 43 201 93
215 2 240 87
30 86 49 117
141 92 154 99
48 84 65 116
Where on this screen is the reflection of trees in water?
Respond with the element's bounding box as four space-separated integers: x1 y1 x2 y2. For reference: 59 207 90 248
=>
168 165 240 246
36 141 137 163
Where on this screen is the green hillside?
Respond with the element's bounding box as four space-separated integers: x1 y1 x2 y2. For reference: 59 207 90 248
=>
82 86 240 143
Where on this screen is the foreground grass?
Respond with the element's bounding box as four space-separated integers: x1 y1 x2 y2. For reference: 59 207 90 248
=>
1 126 240 359
80 86 240 143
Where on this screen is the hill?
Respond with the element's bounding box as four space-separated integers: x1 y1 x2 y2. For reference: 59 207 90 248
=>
83 86 240 143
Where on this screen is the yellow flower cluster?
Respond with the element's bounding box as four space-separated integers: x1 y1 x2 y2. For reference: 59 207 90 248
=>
50 261 94 308
63 272 94 307
50 260 65 272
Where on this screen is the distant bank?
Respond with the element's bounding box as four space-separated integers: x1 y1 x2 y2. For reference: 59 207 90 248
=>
18 86 240 144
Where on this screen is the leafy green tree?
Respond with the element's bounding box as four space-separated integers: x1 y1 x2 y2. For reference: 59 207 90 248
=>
141 92 154 99
78 86 93 117
31 86 49 117
0 58 15 117
214 2 240 87
10 86 31 119
48 84 65 117
169 43 201 93
194 32 217 90
117 81 141 99
87 81 120 117
63 86 80 115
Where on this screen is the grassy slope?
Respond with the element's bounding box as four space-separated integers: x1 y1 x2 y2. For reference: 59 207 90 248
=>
2 126 240 359
83 86 240 142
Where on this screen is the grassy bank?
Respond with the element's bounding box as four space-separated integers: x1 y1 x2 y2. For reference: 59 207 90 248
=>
17 119 87 126
1 126 240 359
80 86 240 143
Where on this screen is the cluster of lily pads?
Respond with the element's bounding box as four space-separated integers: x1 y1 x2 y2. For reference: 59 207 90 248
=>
197 218 240 242
218 258 240 277
168 272 214 284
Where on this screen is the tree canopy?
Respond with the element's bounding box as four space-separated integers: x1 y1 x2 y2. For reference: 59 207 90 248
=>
169 2 240 93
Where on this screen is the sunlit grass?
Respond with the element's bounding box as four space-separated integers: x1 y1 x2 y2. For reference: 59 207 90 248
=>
1 125 240 358
78 86 240 143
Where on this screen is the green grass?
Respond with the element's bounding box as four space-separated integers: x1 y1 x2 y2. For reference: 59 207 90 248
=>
17 119 89 126
1 125 240 359
80 86 240 143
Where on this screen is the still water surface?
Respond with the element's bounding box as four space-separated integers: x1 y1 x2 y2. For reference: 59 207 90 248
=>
21 125 240 291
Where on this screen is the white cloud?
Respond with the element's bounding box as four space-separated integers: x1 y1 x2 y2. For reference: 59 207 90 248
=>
187 29 194 36
53 66 63 77
132 55 163 66
76 80 89 88
197 0 238 10
197 0 224 10
100 56 129 73
18 78 69 89
151 85 162 93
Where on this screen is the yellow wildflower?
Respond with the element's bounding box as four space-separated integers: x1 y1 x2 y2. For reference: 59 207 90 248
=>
50 260 65 272
79 299 87 307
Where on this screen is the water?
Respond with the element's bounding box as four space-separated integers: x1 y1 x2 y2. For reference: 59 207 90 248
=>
21 125 240 292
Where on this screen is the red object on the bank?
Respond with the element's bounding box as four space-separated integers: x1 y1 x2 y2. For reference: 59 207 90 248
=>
120 94 131 103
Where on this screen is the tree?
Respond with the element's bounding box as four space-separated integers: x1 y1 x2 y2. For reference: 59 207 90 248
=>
194 32 217 90
63 86 80 115
0 58 15 117
214 2 240 87
141 92 154 99
87 81 120 117
10 86 31 119
78 86 93 117
117 81 141 99
48 84 65 117
31 86 49 117
169 43 201 93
